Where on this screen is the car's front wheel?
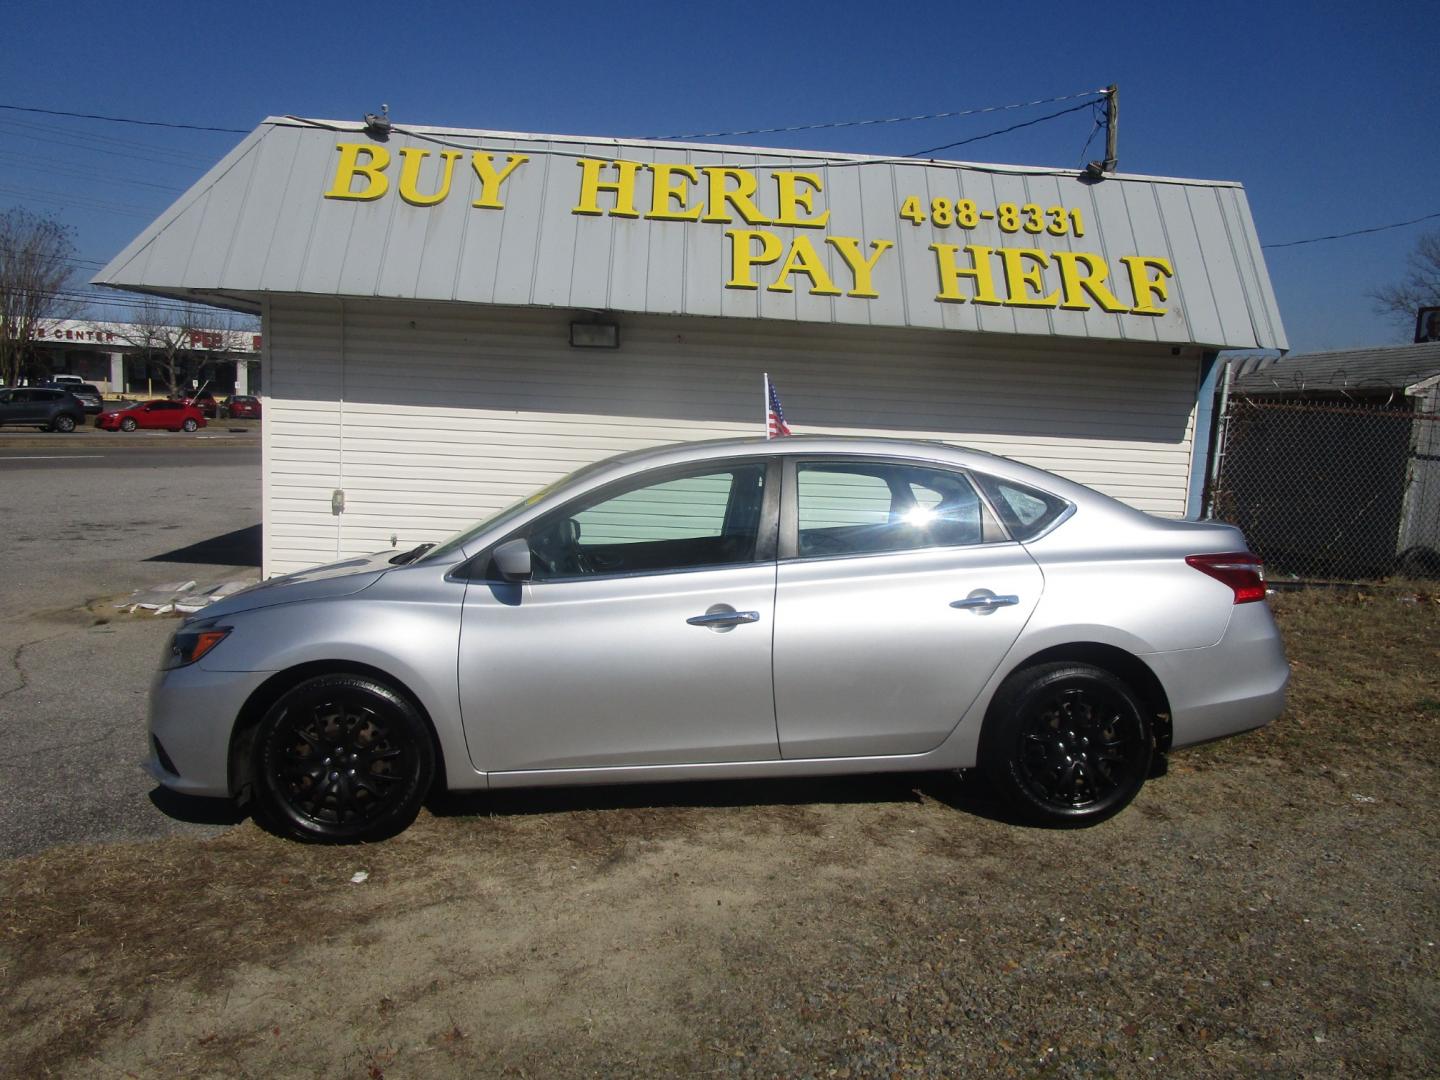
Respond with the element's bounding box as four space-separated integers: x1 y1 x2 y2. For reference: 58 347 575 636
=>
120 417 137 431
980 662 1152 826
252 673 436 842
182 417 198 432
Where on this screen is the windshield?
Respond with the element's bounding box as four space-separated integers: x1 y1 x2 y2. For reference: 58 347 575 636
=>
416 462 606 563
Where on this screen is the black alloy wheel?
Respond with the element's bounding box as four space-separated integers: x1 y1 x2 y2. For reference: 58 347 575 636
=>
981 662 1152 826
120 417 137 431
252 674 435 842
53 414 77 433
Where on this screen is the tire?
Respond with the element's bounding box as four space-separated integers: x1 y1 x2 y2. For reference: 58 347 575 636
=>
980 662 1152 827
251 673 436 842
182 417 198 432
52 414 77 433
120 417 137 432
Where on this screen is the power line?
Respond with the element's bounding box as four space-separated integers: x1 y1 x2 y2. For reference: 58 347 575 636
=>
0 117 212 168
0 102 247 134
1262 210 1440 249
0 150 187 194
34 287 250 319
0 243 107 269
18 279 224 314
50 294 207 316
907 100 1098 158
651 89 1108 141
0 184 161 219
1076 104 1105 168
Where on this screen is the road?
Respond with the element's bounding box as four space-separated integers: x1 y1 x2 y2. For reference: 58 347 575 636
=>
0 436 261 856
0 443 255 471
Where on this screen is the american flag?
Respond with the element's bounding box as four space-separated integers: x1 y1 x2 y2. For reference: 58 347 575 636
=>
765 375 792 439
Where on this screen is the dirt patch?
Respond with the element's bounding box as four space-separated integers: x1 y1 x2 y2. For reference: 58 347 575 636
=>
2 591 1437 1078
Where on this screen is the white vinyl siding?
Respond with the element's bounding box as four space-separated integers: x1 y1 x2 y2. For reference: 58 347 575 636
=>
262 297 1202 576
574 472 740 545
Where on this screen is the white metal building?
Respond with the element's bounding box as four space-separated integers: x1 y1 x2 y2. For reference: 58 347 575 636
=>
96 117 1287 576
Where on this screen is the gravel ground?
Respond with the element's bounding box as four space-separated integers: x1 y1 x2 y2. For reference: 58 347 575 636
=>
0 588 1436 1078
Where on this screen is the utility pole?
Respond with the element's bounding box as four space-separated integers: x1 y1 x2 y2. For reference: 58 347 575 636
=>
1085 84 1119 179
1102 84 1118 173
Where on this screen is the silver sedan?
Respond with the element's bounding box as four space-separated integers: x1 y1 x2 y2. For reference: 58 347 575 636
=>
147 436 1289 842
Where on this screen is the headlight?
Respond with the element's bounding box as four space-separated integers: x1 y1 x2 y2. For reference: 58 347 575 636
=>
164 625 231 669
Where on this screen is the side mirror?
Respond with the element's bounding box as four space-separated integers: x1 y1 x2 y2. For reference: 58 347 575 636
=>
492 538 533 582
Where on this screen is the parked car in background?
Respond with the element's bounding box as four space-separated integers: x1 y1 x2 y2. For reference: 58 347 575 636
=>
47 382 104 415
49 374 85 388
97 399 206 432
146 436 1289 843
223 395 262 419
0 387 85 432
171 390 219 418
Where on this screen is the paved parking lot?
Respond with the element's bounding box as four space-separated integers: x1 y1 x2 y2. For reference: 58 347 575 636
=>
0 439 261 856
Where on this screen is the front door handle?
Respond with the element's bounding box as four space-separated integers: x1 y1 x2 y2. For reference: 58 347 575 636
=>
950 594 1020 613
686 608 761 629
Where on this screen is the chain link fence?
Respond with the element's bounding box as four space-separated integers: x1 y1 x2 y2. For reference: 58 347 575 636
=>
1208 397 1440 582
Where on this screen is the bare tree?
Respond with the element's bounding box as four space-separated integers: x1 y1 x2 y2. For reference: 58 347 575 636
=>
0 209 81 386
116 299 256 395
1369 231 1440 339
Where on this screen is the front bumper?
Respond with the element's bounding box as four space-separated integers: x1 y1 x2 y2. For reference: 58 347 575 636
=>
1146 600 1290 748
145 662 272 797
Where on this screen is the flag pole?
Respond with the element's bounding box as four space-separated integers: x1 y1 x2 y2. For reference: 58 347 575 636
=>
763 372 771 440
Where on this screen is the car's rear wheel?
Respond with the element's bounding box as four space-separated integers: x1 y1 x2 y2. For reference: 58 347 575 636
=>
53 414 76 433
981 662 1152 826
182 417 198 432
252 673 436 842
120 417 137 431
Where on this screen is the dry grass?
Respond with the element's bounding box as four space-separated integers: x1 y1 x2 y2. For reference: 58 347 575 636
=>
2 590 1437 1078
1190 585 1440 767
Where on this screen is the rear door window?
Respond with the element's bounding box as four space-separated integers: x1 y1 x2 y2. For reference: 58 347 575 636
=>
794 461 998 557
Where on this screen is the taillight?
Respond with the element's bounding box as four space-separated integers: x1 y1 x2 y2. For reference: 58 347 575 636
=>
1186 552 1267 604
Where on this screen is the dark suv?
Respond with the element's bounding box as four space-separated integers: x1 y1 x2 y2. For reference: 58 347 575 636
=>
0 387 86 432
48 381 103 414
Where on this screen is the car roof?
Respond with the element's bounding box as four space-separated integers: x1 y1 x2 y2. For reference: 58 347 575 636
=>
560 434 1112 510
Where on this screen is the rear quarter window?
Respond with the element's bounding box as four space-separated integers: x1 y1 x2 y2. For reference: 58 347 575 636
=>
973 474 1071 541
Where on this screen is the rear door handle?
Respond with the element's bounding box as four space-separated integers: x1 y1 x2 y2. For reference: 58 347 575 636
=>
686 609 760 628
950 594 1020 612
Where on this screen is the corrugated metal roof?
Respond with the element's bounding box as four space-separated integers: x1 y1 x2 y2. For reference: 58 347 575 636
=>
1231 342 1440 395
94 116 1288 350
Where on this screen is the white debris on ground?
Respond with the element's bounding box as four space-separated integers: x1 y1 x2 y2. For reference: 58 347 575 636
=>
114 578 259 616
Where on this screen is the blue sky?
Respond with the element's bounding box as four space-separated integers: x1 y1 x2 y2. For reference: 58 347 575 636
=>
3 0 1435 353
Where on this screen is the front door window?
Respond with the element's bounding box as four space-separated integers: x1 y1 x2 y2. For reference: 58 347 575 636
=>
527 462 769 580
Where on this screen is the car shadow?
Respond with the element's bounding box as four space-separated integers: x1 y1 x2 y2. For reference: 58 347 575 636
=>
148 785 248 826
432 768 1029 827
146 524 261 567
145 771 1031 833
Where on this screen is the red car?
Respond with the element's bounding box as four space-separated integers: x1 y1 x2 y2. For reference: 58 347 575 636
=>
170 390 219 418
223 394 262 419
97 399 207 432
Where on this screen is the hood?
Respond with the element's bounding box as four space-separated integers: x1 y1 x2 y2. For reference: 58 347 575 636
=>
193 550 400 620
